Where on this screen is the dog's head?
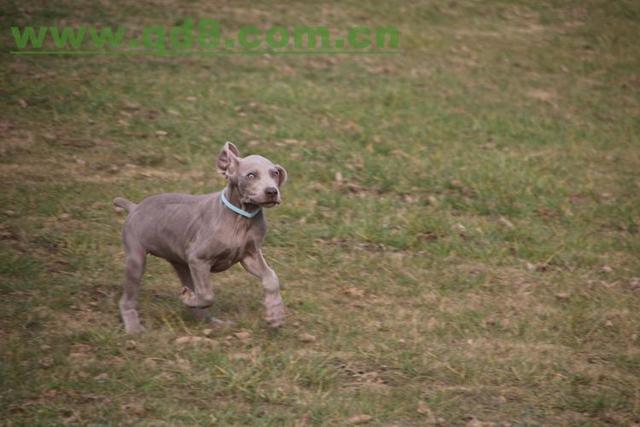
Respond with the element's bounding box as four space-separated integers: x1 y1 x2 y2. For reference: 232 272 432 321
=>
217 141 287 208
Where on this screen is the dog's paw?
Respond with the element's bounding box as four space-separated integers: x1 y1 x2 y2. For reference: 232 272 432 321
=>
124 323 146 334
208 317 236 328
121 309 146 334
180 287 214 308
265 301 285 328
189 307 234 327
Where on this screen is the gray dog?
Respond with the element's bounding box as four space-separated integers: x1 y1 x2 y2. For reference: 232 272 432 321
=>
113 142 287 333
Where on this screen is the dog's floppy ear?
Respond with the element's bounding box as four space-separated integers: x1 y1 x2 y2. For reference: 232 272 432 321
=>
274 165 287 187
217 141 241 177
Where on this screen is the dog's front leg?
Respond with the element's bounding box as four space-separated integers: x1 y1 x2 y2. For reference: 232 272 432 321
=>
241 250 285 328
179 258 215 308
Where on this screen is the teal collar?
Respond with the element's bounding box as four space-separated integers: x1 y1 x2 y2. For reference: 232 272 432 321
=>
220 190 261 218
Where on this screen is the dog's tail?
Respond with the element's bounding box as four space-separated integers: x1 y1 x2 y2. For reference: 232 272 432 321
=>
113 197 137 213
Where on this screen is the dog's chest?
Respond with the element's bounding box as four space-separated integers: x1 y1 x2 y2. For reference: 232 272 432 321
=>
208 240 251 271
188 212 267 271
201 228 260 272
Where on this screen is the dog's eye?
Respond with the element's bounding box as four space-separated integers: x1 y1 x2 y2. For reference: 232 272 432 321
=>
247 172 256 179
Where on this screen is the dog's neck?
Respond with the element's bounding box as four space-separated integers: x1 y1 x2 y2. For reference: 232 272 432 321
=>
222 184 261 216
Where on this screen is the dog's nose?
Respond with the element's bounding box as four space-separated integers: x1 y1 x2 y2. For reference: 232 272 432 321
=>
265 187 278 197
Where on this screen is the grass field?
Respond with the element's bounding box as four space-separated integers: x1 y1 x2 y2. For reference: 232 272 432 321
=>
1 1 640 425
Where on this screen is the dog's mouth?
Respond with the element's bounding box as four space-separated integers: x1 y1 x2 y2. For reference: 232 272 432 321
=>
252 199 279 208
243 197 280 208
260 201 280 208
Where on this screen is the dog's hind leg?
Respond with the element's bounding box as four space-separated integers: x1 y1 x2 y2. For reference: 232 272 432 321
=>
119 240 147 334
170 261 234 327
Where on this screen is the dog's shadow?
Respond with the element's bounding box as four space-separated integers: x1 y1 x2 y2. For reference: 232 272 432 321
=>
146 278 264 329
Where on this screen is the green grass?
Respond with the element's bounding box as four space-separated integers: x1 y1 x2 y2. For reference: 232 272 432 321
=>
1 0 639 425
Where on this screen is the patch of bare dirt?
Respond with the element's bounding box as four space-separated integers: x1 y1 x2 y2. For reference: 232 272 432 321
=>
527 89 557 102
